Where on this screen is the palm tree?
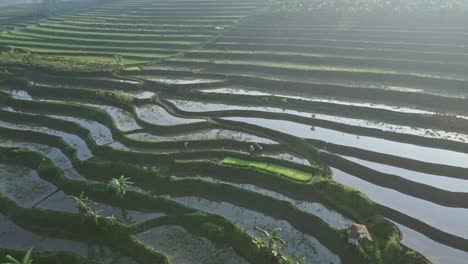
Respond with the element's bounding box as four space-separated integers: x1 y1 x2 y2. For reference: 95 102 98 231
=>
107 175 134 199
2 248 33 264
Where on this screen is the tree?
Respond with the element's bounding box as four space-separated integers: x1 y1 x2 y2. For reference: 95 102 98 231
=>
2 248 33 264
107 175 133 199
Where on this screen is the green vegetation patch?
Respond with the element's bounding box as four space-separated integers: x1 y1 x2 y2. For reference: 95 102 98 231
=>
222 157 313 182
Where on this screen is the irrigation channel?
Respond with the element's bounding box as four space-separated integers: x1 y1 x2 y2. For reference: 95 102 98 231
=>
1 0 467 263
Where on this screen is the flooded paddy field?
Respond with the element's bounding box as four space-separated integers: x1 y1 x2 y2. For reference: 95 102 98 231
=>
135 225 248 264
0 0 467 263
163 195 341 264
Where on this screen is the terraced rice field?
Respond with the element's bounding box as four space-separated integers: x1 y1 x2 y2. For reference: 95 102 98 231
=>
0 0 265 63
0 0 467 264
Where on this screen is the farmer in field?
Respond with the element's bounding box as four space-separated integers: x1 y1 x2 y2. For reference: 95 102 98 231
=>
255 143 263 153
249 145 255 155
184 141 189 152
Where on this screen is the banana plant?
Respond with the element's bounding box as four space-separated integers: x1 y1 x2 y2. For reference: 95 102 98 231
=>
254 226 287 263
107 175 134 199
67 192 100 225
254 226 310 264
2 248 33 264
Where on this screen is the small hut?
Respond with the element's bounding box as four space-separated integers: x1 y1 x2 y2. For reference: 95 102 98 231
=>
347 223 372 247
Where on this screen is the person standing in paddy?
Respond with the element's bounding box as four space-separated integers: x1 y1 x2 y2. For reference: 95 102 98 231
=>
249 145 255 155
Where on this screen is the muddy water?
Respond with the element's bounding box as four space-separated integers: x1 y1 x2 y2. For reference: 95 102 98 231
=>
83 103 142 132
28 99 141 132
170 176 353 229
36 191 166 224
108 141 130 151
262 152 310 165
0 164 57 208
0 138 86 180
138 76 222 85
135 225 248 264
163 195 341 264
136 104 205 126
0 138 73 170
196 69 466 97
0 214 137 263
49 115 114 145
342 156 468 192
126 91 155 99
224 117 468 168
0 213 88 256
332 168 468 240
127 129 276 144
0 120 93 160
169 99 467 142
200 87 440 115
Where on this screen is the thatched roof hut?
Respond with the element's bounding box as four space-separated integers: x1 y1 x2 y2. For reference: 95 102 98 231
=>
347 223 373 244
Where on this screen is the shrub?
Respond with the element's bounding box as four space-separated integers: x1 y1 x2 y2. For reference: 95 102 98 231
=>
201 222 225 241
95 90 134 108
2 248 33 264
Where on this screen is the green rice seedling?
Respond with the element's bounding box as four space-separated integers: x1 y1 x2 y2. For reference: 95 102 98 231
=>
222 157 313 182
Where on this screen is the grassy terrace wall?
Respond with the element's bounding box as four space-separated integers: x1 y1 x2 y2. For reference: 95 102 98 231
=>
0 147 275 264
0 67 460 260
0 149 169 264
166 162 428 264
162 59 468 93
75 151 422 263
2 1 458 262
134 68 468 115
162 92 468 154
0 0 266 64
183 51 468 76
0 72 447 262
0 100 429 263
0 91 284 154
